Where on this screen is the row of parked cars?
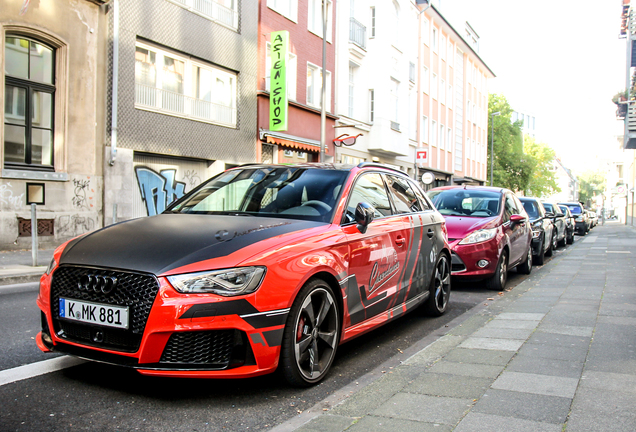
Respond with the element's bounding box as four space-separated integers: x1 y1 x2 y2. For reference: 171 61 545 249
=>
427 186 589 292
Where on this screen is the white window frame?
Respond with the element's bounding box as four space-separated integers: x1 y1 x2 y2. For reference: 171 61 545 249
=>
421 18 429 46
440 78 445 105
440 35 446 60
390 78 399 123
422 115 429 143
369 89 375 123
431 120 437 147
432 27 438 53
134 40 237 128
306 62 331 111
447 127 452 153
422 66 429 94
308 0 333 43
267 0 298 22
432 73 438 100
167 0 239 30
265 42 297 101
439 123 445 150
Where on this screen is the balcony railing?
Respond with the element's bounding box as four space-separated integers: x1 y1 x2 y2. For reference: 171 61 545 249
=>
135 84 236 127
170 0 238 30
349 17 366 50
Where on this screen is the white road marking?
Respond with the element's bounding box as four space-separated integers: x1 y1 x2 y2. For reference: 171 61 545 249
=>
0 356 85 387
606 251 631 254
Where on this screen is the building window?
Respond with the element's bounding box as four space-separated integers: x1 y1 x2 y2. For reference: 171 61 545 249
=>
440 35 446 60
268 0 298 22
439 123 445 150
306 63 331 110
168 0 238 30
422 115 428 143
448 84 452 106
432 73 437 100
422 66 429 94
432 27 438 52
308 0 333 42
390 78 399 124
409 91 417 141
4 36 55 170
440 79 446 105
421 18 429 46
370 6 376 38
391 1 400 48
265 42 297 101
369 89 375 123
431 120 437 147
447 127 452 153
135 41 237 127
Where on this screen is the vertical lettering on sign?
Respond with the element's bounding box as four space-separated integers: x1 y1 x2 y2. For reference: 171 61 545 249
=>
270 31 289 131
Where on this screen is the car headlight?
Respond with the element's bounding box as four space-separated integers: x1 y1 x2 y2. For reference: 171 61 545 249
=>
168 267 266 296
46 257 57 275
532 221 542 230
459 228 497 245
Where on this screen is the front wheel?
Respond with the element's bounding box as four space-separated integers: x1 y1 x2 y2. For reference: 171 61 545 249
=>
546 230 556 257
566 231 574 245
485 250 508 291
422 253 451 317
279 279 340 387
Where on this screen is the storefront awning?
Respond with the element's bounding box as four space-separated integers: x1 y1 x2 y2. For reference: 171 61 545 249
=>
259 130 324 154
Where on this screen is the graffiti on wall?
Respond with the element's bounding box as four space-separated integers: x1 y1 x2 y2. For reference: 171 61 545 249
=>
182 170 202 189
135 167 187 216
57 214 96 238
72 178 92 209
0 183 24 208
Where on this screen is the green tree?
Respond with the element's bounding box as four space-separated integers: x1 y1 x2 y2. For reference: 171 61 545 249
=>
488 94 532 191
524 136 560 197
578 171 606 206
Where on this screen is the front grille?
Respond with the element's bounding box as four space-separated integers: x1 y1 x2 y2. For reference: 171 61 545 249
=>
50 266 159 352
160 330 247 369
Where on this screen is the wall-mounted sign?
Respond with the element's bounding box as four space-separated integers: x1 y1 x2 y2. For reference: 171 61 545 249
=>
416 150 428 165
421 171 435 185
270 31 289 131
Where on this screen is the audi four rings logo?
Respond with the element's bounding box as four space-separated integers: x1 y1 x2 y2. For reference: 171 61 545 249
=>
78 274 118 294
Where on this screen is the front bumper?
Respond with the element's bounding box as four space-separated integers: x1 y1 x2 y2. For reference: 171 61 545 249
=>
37 266 289 379
449 239 500 280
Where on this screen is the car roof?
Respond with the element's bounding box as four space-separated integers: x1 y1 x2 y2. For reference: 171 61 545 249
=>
234 162 408 176
429 185 509 194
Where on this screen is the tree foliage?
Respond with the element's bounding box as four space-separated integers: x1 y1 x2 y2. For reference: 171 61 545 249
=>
524 136 560 197
578 171 606 206
487 94 532 191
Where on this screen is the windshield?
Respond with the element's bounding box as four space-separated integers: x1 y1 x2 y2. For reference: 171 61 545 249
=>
522 200 540 219
428 189 501 217
559 205 570 216
168 167 349 223
565 205 582 215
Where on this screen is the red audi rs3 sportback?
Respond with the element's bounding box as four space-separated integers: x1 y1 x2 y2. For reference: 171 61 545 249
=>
37 163 451 386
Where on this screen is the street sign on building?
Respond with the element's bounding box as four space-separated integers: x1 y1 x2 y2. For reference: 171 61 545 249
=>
269 31 289 131
416 150 428 165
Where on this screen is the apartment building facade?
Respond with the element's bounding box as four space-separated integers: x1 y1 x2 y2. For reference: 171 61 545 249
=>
257 0 337 164
104 0 258 222
1 0 109 250
333 1 494 189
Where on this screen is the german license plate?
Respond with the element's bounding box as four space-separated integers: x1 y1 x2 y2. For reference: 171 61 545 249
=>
59 298 129 329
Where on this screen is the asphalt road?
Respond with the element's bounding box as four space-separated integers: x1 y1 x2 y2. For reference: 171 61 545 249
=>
0 253 567 431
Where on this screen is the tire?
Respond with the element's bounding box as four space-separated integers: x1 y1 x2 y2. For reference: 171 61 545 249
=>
485 250 508 291
422 253 451 317
279 279 340 387
534 236 545 265
517 246 532 275
557 228 567 247
566 231 574 245
546 230 556 257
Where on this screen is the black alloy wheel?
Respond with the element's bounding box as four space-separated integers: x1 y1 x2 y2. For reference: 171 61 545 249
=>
546 230 557 257
485 250 508 291
534 235 545 265
280 279 340 387
566 230 574 245
517 246 532 275
423 253 451 316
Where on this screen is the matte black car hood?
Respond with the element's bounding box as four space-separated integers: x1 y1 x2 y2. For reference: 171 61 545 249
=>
59 214 321 275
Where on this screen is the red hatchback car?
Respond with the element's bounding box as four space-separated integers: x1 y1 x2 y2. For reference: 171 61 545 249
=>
427 186 533 291
37 163 451 386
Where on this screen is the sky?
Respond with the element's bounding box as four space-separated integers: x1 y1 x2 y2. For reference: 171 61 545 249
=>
438 0 627 174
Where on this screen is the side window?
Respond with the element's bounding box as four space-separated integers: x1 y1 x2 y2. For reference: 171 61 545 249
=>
343 173 392 223
407 179 431 211
504 195 516 221
513 196 526 217
385 174 421 213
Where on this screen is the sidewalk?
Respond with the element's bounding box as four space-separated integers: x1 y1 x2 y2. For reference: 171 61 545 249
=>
0 248 54 285
275 221 636 432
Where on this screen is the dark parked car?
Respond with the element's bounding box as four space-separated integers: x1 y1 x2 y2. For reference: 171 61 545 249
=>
558 205 576 245
37 163 451 386
519 197 555 265
541 200 567 247
428 186 532 291
559 202 589 235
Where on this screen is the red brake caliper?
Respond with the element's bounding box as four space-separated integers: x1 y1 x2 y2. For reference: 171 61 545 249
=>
296 316 305 342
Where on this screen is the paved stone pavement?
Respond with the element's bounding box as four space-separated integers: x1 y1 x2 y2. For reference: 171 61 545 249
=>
273 221 636 432
0 248 53 285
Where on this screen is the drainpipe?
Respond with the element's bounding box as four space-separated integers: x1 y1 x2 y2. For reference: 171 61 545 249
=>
109 0 119 166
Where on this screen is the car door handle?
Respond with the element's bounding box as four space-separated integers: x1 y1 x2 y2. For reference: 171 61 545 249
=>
395 236 406 246
427 229 434 238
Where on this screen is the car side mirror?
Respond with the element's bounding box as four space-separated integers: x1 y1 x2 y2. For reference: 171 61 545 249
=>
545 212 555 218
355 202 375 234
510 214 526 224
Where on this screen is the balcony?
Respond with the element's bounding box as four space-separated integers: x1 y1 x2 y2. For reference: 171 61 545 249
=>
349 17 366 50
170 0 238 30
626 104 636 148
135 84 236 127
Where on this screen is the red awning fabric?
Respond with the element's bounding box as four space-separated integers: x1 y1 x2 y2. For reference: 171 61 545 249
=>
264 135 326 154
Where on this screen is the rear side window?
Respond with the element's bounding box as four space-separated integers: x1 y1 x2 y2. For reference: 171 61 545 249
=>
385 175 421 213
344 173 393 223
522 200 541 218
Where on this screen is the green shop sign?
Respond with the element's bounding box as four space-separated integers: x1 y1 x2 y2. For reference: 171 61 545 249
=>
269 31 289 131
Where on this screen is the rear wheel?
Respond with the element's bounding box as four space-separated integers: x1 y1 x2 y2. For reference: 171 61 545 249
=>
485 250 508 291
534 236 545 265
280 279 340 387
517 246 532 275
422 254 451 316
